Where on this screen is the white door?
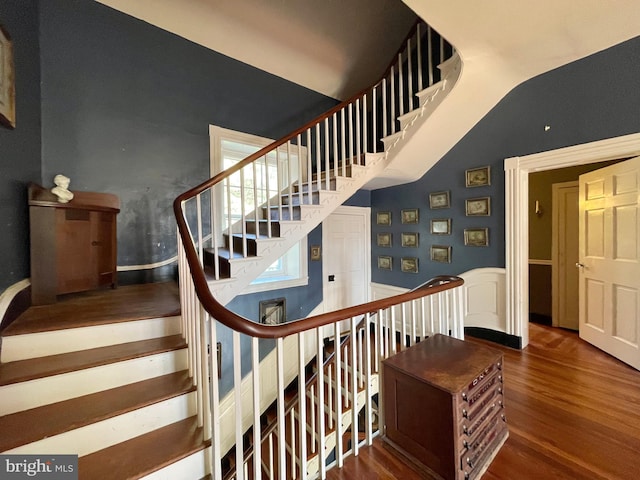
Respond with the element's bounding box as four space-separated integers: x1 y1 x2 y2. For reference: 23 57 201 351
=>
579 156 640 370
552 181 579 330
322 206 371 335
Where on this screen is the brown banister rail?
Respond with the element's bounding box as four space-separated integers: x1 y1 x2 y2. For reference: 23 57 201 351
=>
173 20 423 204
180 266 462 339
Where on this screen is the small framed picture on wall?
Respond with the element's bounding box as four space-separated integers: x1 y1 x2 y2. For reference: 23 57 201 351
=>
376 211 391 226
377 255 392 270
465 197 491 216
429 191 450 209
465 166 491 187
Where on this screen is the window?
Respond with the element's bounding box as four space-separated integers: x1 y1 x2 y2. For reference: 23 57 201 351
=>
210 126 308 293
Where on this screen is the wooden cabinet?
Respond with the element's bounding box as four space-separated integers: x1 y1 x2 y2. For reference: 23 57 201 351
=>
29 184 120 305
383 334 508 480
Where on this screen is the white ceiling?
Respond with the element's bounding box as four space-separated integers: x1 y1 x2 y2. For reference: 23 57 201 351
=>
97 0 640 188
96 0 418 101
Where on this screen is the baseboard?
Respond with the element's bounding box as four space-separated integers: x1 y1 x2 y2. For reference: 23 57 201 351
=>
529 313 552 326
464 327 522 350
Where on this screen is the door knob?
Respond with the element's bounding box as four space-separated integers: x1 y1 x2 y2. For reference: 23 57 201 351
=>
575 262 585 268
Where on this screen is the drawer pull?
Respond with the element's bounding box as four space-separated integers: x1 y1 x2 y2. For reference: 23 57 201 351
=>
462 408 468 418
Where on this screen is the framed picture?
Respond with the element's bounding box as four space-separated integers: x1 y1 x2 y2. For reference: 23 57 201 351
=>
430 245 452 263
464 228 489 246
429 191 450 209
430 218 451 235
401 232 419 247
0 25 15 129
401 257 419 273
465 166 491 187
376 211 391 226
465 197 491 216
310 245 321 260
377 233 392 247
259 298 286 325
401 209 419 224
377 255 393 270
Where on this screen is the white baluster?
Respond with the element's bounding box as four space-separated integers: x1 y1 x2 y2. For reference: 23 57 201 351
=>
264 156 272 238
287 141 293 220
417 23 423 91
340 108 346 177
407 37 413 109
410 300 417 346
324 117 330 191
306 129 312 205
364 313 373 445
317 329 326 479
315 123 321 194
290 408 296 479
239 168 247 257
276 337 286 480
297 332 307 480
209 312 222 480
372 87 377 154
356 98 361 164
382 78 388 138
350 316 359 456
233 331 244 480
427 25 434 87
363 93 367 155
334 321 344 467
398 53 404 116
348 103 353 167
332 112 338 180
390 65 396 133
297 134 304 206
400 302 407 351
252 336 261 480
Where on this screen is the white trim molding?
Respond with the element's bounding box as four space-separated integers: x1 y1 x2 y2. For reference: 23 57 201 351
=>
528 259 552 266
0 279 30 329
504 132 640 348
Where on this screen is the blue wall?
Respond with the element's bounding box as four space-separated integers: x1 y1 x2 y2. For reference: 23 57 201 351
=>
37 0 339 284
371 35 640 289
0 0 41 292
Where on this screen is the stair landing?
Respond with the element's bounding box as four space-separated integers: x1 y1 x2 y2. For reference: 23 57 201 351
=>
3 282 180 336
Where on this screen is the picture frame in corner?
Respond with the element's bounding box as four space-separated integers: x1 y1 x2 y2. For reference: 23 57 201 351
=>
0 24 16 129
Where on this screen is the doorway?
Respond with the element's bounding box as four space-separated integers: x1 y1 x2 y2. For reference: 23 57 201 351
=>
507 132 640 348
322 206 371 336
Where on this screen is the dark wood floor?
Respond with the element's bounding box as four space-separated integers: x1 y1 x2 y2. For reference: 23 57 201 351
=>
327 324 640 480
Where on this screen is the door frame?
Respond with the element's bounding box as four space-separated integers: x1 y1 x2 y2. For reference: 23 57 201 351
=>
551 181 579 329
505 132 640 348
321 205 372 312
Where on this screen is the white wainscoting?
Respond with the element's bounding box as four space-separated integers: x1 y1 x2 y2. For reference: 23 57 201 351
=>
371 267 507 333
459 268 506 332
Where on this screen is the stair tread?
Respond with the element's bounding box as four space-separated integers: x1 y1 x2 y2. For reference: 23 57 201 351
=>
78 416 209 479
3 282 180 336
0 335 187 386
0 370 195 452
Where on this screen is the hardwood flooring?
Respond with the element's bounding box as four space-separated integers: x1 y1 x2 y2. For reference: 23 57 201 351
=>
327 324 640 480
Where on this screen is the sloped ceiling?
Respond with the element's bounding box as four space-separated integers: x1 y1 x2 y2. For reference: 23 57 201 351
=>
95 0 418 101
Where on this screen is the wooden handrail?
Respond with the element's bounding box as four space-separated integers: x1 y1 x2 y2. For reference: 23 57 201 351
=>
178 268 462 339
173 20 423 206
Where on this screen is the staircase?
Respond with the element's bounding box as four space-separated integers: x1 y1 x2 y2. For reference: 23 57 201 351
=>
171 19 466 480
0 282 211 479
220 323 378 480
178 22 461 307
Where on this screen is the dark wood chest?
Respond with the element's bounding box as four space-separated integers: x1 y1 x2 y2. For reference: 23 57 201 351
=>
383 334 508 480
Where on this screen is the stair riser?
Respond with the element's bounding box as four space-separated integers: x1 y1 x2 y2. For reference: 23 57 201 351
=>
140 446 210 480
281 192 320 206
264 206 301 221
4 392 196 456
0 316 182 363
0 349 188 415
245 221 281 237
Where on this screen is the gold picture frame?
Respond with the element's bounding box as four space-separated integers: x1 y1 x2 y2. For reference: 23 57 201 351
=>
310 245 322 261
430 218 451 235
401 208 419 224
377 255 392 270
465 166 491 187
430 245 452 263
377 233 392 247
401 232 419 247
400 257 419 273
464 228 489 247
376 211 391 226
429 191 450 209
465 197 491 216
0 24 16 129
